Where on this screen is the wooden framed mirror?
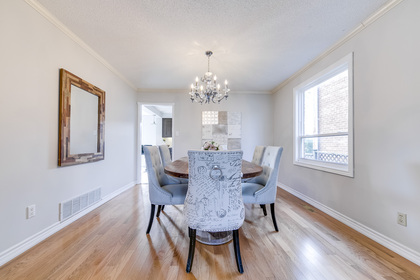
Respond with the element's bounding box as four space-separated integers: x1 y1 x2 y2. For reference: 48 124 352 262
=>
58 69 105 166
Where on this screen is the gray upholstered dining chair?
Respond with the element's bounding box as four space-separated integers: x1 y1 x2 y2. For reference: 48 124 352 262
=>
158 144 189 184
158 145 172 167
144 146 188 234
251 145 266 165
242 145 266 183
184 150 245 274
241 146 283 231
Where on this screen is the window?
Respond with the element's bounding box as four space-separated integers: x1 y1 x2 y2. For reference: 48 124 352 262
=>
293 53 353 177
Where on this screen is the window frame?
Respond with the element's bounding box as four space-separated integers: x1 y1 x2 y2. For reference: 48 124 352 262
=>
293 53 354 177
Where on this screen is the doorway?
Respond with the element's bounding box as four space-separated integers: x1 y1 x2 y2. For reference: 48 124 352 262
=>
138 103 174 184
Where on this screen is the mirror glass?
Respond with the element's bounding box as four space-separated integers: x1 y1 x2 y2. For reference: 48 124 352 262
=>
70 85 99 154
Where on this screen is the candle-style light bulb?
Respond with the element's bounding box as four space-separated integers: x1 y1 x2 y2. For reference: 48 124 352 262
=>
217 84 220 90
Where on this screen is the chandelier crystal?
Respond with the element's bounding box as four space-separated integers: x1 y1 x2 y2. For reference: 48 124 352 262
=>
189 51 230 104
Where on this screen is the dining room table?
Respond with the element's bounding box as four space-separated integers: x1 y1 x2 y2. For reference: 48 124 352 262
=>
164 156 263 179
164 156 263 245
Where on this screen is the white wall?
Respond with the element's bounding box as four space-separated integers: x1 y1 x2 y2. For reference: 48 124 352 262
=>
138 92 274 161
273 0 420 257
141 115 165 146
142 115 157 145
0 0 137 255
155 117 165 146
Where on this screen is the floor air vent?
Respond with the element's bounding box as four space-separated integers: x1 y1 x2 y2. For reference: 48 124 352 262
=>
60 188 101 221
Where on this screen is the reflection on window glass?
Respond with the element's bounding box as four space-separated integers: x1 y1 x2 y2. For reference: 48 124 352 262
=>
303 70 348 136
302 136 348 164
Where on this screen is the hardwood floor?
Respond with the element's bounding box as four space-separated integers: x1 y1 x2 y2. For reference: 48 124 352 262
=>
1 185 419 280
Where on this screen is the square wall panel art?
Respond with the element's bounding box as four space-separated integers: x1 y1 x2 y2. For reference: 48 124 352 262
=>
202 111 241 150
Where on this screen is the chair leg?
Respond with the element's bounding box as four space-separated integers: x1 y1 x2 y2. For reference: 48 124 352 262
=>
260 204 267 216
161 205 165 211
233 229 244 274
186 227 196 273
146 204 156 234
270 203 279 232
156 205 162 217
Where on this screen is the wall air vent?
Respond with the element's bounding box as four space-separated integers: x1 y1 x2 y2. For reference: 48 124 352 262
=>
60 187 101 221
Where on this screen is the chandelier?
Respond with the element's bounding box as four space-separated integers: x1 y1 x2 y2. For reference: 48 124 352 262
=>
189 51 230 104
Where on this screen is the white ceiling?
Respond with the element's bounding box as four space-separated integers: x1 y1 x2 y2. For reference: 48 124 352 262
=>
36 0 390 93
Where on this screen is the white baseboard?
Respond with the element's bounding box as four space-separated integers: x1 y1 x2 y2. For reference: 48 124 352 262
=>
0 181 136 267
279 183 420 267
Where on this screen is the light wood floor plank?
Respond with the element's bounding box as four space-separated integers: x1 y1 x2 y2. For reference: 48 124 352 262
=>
0 184 419 280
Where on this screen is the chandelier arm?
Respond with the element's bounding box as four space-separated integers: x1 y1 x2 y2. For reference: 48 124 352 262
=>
212 92 226 104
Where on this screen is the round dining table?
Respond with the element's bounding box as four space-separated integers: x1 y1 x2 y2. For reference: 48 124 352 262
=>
164 157 263 179
164 156 263 245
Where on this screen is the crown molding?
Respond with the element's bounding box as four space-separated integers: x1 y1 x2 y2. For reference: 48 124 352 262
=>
137 88 187 94
26 0 402 95
230 90 272 95
270 0 404 94
25 0 137 91
25 0 271 96
137 88 271 95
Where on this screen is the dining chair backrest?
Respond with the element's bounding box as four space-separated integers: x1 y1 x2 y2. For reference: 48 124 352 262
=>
251 146 283 203
144 146 174 203
251 146 266 165
158 145 172 167
184 150 244 232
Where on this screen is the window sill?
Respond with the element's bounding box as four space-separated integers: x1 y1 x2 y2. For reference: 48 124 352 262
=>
294 159 354 177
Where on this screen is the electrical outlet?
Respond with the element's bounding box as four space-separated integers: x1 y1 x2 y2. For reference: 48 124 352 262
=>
397 212 407 227
27 205 36 219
